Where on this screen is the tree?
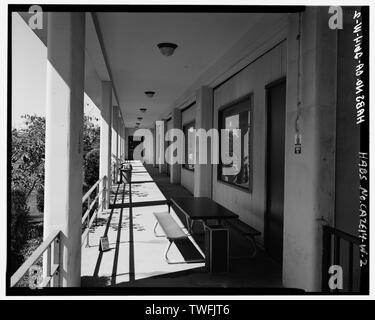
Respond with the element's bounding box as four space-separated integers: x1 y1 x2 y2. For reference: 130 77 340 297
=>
82 116 100 196
11 115 45 273
10 189 30 274
83 115 100 160
10 114 100 274
84 149 100 188
11 115 45 202
11 114 101 214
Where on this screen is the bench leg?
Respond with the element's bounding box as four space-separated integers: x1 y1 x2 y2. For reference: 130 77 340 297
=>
190 220 195 233
164 241 173 262
185 216 191 232
153 221 165 238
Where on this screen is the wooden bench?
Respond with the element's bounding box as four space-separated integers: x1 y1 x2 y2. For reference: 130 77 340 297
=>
153 212 203 264
153 211 188 241
226 219 261 258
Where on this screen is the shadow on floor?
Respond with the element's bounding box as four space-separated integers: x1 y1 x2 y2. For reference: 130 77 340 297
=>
82 251 282 289
83 162 285 291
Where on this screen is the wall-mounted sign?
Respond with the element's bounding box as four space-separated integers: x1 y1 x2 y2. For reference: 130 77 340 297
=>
28 265 42 289
99 236 110 252
294 133 302 154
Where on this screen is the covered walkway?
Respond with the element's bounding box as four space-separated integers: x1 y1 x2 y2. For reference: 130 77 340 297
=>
9 7 368 293
81 161 282 289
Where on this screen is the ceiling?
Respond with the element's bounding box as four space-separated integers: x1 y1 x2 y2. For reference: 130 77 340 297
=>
96 12 263 128
18 11 264 128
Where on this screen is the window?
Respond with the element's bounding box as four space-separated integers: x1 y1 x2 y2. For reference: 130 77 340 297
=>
218 95 252 191
183 121 195 171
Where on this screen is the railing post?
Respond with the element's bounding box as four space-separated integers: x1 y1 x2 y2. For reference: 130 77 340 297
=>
86 212 90 247
88 196 91 222
96 183 99 226
87 196 91 218
100 175 107 213
104 175 108 211
51 235 60 287
46 245 52 288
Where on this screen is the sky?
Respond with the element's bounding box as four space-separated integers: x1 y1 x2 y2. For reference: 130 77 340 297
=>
11 13 100 128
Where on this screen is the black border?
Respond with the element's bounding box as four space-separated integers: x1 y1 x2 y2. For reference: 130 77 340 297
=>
6 4 369 297
10 4 306 13
1 300 373 317
358 5 369 294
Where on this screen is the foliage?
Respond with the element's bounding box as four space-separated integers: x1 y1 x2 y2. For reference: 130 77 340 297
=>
10 189 30 275
11 115 45 202
83 116 100 160
10 113 100 274
36 185 44 213
15 222 43 287
84 148 100 188
82 118 100 214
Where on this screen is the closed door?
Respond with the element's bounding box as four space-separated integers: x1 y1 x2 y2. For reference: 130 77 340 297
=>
265 79 286 264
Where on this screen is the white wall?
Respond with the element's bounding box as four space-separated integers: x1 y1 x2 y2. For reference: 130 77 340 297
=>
282 8 337 292
148 10 340 292
181 104 196 194
212 41 287 246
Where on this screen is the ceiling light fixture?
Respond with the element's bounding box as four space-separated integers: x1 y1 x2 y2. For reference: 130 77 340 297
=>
140 108 147 113
144 91 155 98
157 43 178 57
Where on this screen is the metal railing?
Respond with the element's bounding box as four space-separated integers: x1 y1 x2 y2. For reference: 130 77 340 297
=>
81 176 106 247
10 229 61 288
112 154 126 183
10 175 108 288
321 225 368 293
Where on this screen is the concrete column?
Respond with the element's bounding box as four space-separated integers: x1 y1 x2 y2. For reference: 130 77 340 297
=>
115 109 119 161
170 109 182 184
283 8 337 291
118 115 123 161
123 123 127 159
99 81 112 211
117 110 121 159
157 120 167 173
43 12 85 287
153 122 158 167
124 127 129 160
119 119 125 160
194 87 213 197
112 106 121 181
111 106 117 182
150 128 155 165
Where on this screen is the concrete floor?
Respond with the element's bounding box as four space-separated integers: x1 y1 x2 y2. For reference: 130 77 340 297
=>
81 161 283 289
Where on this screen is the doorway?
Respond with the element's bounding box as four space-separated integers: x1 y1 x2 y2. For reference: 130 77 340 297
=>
128 136 143 160
265 78 286 264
